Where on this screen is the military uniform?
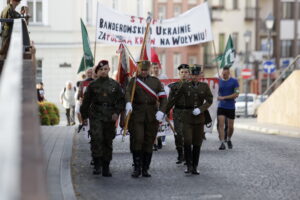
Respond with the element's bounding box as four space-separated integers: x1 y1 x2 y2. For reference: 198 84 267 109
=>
166 64 190 164
81 72 124 176
126 60 167 178
0 3 21 56
167 65 213 174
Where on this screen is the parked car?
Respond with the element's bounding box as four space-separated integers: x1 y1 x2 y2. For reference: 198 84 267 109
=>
235 93 260 118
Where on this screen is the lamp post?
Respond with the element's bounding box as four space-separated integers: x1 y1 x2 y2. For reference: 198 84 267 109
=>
243 30 251 118
265 13 275 90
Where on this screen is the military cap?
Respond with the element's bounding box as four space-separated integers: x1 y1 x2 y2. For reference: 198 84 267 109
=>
137 60 151 70
190 64 202 75
95 60 109 73
177 64 189 70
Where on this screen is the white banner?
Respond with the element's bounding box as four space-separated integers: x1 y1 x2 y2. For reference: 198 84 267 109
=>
96 2 213 47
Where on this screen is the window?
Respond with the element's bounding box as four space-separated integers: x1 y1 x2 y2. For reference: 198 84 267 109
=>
36 59 42 83
246 0 252 7
219 33 225 54
111 56 119 76
232 32 238 52
159 53 166 74
112 0 118 10
173 4 181 17
281 40 293 58
233 0 238 10
173 53 181 78
188 0 197 3
204 44 212 65
28 0 43 24
85 0 92 25
282 2 294 19
188 55 197 65
219 0 225 9
158 5 166 19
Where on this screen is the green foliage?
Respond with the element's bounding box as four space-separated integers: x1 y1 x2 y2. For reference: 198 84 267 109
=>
38 102 60 126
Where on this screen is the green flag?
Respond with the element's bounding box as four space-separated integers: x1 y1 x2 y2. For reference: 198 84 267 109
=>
77 19 94 73
218 35 235 68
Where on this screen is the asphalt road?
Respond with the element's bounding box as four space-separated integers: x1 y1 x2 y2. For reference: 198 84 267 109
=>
71 128 300 200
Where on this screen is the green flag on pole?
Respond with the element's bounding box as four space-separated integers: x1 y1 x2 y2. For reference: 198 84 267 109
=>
77 18 94 73
218 35 236 68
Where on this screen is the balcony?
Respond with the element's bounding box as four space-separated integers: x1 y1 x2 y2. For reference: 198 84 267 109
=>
245 7 256 21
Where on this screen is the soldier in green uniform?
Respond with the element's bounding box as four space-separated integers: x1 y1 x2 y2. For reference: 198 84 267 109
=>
80 60 125 176
167 64 213 175
0 0 21 57
125 60 167 178
166 64 190 164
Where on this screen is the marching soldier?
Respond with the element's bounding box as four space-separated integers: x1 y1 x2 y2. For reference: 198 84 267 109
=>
125 60 167 178
80 60 125 176
166 64 190 164
166 64 213 175
0 0 21 58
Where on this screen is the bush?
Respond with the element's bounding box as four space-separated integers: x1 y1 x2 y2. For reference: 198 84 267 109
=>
38 102 60 126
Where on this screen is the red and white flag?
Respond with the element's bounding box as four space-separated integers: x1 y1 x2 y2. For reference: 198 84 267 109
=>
116 44 137 89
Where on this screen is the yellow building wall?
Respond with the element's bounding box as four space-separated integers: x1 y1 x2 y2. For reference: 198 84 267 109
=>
257 70 300 127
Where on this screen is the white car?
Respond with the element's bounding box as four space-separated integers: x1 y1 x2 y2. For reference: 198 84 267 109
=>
235 93 260 117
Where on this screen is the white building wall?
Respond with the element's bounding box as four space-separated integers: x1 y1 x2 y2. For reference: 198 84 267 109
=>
1 0 153 105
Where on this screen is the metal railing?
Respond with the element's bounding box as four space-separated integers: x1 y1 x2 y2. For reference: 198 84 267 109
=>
0 19 47 200
262 55 300 96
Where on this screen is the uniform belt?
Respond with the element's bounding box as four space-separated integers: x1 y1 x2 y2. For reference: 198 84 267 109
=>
94 102 114 107
133 102 156 105
175 106 194 109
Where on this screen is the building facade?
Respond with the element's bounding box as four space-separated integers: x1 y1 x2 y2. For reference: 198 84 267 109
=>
152 0 206 78
0 0 153 104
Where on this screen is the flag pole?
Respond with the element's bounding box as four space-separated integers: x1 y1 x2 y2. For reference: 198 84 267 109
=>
93 1 99 64
122 14 152 138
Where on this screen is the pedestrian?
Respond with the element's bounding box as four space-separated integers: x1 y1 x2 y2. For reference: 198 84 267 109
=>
80 60 124 176
76 68 93 132
165 64 190 164
217 67 239 150
36 82 45 102
125 60 167 178
60 81 76 126
0 0 21 58
150 61 168 150
167 65 213 175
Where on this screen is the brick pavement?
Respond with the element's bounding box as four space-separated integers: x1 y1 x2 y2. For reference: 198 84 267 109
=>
72 128 300 200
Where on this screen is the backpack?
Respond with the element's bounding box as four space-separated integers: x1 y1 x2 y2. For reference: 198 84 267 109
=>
64 87 76 93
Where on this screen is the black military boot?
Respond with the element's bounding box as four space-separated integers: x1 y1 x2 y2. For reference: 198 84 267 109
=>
176 147 184 164
142 152 152 177
93 157 101 175
192 145 200 175
102 160 112 177
184 145 192 174
131 151 141 178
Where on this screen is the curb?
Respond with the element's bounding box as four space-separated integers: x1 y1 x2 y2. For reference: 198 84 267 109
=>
234 123 300 138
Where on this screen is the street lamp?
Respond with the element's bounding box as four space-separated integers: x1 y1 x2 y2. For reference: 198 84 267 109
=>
243 30 252 118
265 13 275 90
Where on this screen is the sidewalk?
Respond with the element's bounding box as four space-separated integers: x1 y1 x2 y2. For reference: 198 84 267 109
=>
234 118 300 138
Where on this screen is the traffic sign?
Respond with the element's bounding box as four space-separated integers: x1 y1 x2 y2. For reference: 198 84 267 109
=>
241 69 252 79
263 61 276 74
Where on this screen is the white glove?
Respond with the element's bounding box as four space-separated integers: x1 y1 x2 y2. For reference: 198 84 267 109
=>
125 102 132 116
155 111 165 122
192 108 201 116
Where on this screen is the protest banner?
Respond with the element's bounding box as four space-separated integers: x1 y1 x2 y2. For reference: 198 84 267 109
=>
96 2 213 47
